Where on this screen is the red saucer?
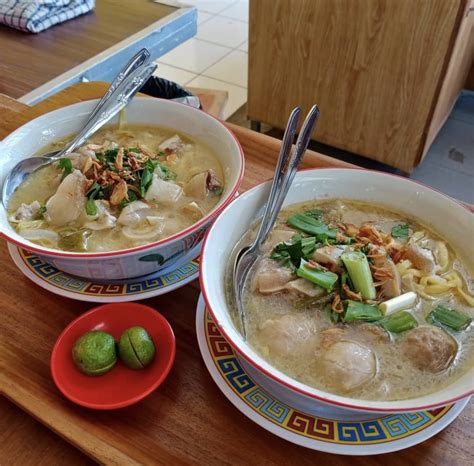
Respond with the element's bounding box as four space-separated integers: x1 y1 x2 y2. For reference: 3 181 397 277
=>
51 303 175 409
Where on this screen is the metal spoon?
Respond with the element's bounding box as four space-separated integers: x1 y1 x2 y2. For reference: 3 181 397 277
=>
2 50 156 208
233 105 320 338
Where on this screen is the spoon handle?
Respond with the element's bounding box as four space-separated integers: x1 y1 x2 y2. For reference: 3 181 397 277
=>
55 62 157 159
252 107 301 249
85 48 150 125
257 105 320 245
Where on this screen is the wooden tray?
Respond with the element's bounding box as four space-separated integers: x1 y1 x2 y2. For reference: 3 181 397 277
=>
0 83 472 465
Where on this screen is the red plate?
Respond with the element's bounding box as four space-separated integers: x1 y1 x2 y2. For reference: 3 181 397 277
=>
51 303 175 409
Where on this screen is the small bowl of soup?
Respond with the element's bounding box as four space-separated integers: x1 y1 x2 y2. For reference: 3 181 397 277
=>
200 168 474 413
0 97 244 280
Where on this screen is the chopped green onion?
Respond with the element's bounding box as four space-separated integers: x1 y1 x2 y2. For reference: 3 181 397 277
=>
391 224 409 238
38 205 47 217
128 147 140 153
271 235 316 269
104 148 119 162
85 198 97 216
155 162 177 181
296 259 338 291
119 190 138 209
341 269 355 291
379 292 417 315
58 158 73 179
304 208 324 220
86 182 101 200
341 251 376 300
427 305 472 331
380 311 417 333
140 167 153 197
343 300 382 322
325 303 341 323
287 213 338 240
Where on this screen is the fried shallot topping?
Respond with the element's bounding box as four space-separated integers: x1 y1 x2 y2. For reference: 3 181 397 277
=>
331 294 344 313
370 264 394 281
357 223 384 245
342 283 362 301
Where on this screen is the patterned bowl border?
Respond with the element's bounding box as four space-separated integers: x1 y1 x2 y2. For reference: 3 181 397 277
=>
204 310 453 445
17 248 199 296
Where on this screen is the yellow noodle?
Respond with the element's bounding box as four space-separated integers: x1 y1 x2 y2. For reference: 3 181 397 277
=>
458 287 474 306
433 241 449 273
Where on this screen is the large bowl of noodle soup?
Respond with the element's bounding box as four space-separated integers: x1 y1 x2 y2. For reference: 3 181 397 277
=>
0 98 244 280
200 168 474 412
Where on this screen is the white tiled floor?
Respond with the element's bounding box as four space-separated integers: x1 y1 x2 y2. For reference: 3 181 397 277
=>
156 0 249 120
156 1 473 204
202 50 248 87
196 15 248 48
410 91 474 203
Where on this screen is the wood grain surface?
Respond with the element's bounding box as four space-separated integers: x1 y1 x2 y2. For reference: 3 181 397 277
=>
248 0 467 172
0 0 175 98
0 83 472 466
421 0 474 163
0 398 94 466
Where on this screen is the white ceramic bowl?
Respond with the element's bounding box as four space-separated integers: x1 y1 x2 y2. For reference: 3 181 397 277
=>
0 98 244 280
200 168 474 413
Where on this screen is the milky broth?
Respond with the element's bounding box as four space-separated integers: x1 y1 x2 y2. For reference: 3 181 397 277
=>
8 124 224 252
228 199 474 400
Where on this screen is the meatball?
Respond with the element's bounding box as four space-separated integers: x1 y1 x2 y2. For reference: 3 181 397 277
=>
321 340 377 392
320 327 347 349
358 323 390 344
404 326 457 372
257 314 316 356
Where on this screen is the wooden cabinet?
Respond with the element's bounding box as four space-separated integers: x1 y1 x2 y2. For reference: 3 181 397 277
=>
248 0 474 172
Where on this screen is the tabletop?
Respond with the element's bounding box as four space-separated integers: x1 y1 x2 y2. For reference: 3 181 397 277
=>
0 83 472 466
0 0 195 103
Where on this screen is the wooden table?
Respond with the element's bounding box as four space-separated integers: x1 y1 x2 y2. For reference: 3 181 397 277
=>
0 83 472 466
0 0 196 104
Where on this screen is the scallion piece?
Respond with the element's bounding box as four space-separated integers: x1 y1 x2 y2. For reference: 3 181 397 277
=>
287 213 338 239
341 251 376 300
427 305 472 331
140 167 153 197
380 311 417 333
58 158 73 179
296 259 338 291
343 300 382 322
391 224 409 238
379 292 417 315
85 198 97 216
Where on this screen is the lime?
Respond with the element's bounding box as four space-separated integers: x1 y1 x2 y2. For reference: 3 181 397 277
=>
72 330 117 376
118 326 155 370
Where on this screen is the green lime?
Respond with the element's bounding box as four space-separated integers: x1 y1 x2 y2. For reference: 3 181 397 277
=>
72 330 117 376
118 326 155 370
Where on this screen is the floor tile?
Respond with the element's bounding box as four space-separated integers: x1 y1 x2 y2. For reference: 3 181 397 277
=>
196 15 248 48
198 10 213 25
220 0 249 22
158 38 231 74
420 117 474 177
410 161 474 204
449 90 474 125
237 40 248 52
202 50 248 87
178 0 236 14
186 75 247 120
153 63 197 86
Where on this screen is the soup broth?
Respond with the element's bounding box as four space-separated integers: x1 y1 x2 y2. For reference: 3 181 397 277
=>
229 200 474 401
8 125 224 252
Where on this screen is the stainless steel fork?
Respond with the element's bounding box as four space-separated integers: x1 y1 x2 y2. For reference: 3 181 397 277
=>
232 105 320 338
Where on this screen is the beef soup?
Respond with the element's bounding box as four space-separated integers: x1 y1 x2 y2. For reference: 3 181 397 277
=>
8 125 224 252
228 199 474 401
